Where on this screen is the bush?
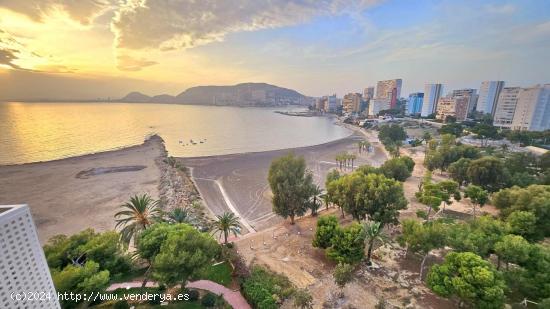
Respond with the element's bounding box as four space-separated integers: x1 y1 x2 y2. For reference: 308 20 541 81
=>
113 300 130 309
312 215 339 249
326 223 365 264
379 156 414 181
201 292 218 307
190 290 200 301
242 266 295 309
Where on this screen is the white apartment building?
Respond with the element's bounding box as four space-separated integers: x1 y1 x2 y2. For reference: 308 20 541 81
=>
493 87 521 128
477 81 505 115
369 98 391 116
324 94 338 113
511 84 550 131
421 84 443 117
0 205 60 309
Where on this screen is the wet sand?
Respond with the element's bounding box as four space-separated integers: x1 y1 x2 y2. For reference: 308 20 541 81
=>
0 135 165 243
181 130 388 233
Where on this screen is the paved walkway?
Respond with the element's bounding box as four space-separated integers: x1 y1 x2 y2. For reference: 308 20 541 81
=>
107 280 251 309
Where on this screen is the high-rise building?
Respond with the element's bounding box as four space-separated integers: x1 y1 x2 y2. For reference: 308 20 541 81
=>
324 94 338 113
342 93 362 114
315 97 325 111
363 87 374 100
511 84 550 131
493 87 521 128
421 84 443 117
1 204 61 309
369 98 391 116
452 88 478 114
407 92 424 115
477 81 505 115
375 79 402 109
436 96 469 122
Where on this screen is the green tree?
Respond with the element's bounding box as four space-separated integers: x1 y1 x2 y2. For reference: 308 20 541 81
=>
164 207 196 225
464 184 489 218
379 124 407 155
471 123 500 147
52 261 110 307
467 156 509 192
212 212 241 245
448 158 472 186
115 194 161 245
506 211 538 241
327 172 407 224
293 288 313 309
326 223 365 264
438 180 461 211
362 221 387 265
491 185 550 238
446 216 509 258
312 215 339 249
400 219 447 278
427 252 506 309
504 244 550 302
268 153 316 224
333 262 354 294
439 123 464 136
379 156 414 181
308 185 323 216
494 235 531 270
152 224 220 286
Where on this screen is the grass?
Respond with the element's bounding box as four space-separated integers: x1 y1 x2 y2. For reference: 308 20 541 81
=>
110 266 148 283
201 261 233 287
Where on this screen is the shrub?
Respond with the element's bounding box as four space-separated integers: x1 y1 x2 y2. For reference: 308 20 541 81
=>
113 300 130 309
312 215 339 249
242 266 295 309
201 292 217 307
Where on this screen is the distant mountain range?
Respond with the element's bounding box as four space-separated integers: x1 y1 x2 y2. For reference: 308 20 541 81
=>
118 83 312 107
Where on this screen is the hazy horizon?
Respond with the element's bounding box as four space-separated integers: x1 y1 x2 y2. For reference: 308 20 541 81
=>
1 0 549 101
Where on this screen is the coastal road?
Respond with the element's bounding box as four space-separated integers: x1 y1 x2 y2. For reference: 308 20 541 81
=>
181 131 387 233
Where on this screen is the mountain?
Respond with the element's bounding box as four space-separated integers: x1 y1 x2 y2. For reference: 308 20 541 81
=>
119 92 152 103
119 83 311 106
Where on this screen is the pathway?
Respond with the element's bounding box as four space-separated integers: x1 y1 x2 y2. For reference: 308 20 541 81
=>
107 280 251 309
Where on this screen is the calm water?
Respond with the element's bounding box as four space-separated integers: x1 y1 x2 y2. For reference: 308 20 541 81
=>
0 102 351 165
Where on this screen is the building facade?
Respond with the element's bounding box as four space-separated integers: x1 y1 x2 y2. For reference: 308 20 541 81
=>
407 92 424 115
1 205 61 309
369 98 391 116
452 88 478 114
477 81 505 115
342 93 362 114
511 84 550 131
363 87 374 100
436 96 469 122
324 94 338 113
421 83 443 117
375 79 402 109
493 87 521 128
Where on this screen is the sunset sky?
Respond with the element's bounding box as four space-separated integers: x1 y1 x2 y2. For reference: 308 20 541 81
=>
0 0 549 100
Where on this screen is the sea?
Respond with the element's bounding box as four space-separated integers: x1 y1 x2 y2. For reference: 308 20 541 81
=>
0 102 352 165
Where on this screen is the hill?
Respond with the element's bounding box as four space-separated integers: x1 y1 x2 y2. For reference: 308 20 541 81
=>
119 83 311 106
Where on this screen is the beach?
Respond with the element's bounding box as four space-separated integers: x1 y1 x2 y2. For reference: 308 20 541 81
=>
181 129 387 233
0 126 384 242
0 135 165 243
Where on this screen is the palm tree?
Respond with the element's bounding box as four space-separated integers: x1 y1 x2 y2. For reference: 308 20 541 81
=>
212 212 241 245
115 194 161 246
362 221 388 265
309 185 323 216
349 154 357 169
165 207 196 225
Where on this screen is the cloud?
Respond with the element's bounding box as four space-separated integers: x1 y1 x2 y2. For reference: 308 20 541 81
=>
0 0 111 25
0 48 24 69
110 0 382 50
116 53 158 71
485 3 516 14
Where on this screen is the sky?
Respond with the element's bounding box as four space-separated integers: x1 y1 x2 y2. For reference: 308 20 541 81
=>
0 0 549 100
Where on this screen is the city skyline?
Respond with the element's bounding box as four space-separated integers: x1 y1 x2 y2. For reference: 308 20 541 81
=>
0 0 549 100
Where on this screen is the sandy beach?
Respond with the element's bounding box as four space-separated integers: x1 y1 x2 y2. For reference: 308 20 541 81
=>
181 129 388 233
0 135 165 243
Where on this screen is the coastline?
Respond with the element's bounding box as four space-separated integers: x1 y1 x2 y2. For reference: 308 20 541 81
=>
0 135 167 243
